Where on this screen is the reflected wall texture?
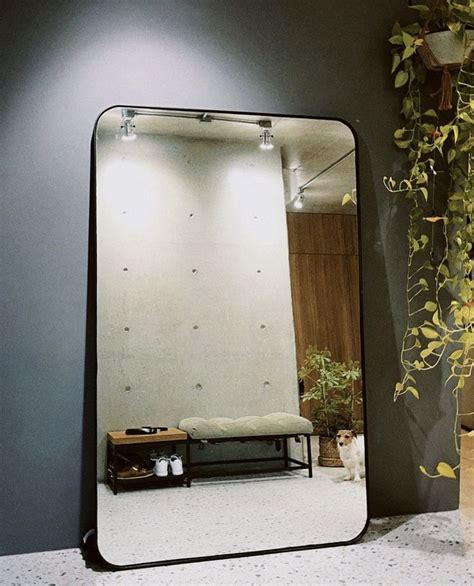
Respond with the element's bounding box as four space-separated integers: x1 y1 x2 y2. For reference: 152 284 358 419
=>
96 130 299 478
0 0 459 556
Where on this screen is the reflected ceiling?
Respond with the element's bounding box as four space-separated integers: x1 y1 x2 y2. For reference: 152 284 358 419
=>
98 109 357 215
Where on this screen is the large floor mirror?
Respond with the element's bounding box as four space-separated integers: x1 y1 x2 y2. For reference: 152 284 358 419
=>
94 106 367 566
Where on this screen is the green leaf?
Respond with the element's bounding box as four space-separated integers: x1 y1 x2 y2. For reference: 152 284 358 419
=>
424 301 437 312
432 310 440 326
395 382 404 393
402 46 416 60
409 4 430 12
447 148 456 164
452 125 459 143
420 348 433 359
402 98 414 118
342 193 353 206
391 54 401 73
421 327 439 339
394 139 411 148
460 111 474 124
447 19 462 33
439 264 450 278
449 349 463 361
402 31 415 47
391 21 402 36
423 109 438 118
395 70 409 88
406 386 420 399
403 23 421 35
436 462 456 479
420 187 429 201
419 465 428 475
389 34 404 45
427 340 443 350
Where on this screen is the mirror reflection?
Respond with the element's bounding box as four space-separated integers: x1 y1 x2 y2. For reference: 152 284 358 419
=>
95 107 366 565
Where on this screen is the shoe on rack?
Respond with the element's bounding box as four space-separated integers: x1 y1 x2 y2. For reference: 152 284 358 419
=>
169 454 184 476
152 457 169 477
117 465 154 480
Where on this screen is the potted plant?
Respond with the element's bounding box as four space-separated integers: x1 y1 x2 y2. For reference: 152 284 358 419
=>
389 1 473 109
298 347 362 467
384 0 473 479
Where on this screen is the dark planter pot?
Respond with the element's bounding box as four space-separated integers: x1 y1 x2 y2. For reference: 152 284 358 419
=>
318 435 343 467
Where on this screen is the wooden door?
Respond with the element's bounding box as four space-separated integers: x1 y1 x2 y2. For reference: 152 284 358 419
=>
287 213 361 421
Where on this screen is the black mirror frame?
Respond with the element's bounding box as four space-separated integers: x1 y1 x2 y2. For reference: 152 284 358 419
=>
83 104 370 571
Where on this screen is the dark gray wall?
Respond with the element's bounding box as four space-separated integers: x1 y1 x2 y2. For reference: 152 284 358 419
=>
1 0 459 556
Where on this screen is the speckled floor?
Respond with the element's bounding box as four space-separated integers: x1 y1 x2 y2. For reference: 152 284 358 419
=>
1 434 473 584
97 464 367 565
1 510 473 584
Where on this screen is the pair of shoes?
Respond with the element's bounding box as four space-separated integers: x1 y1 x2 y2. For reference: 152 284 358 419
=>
117 464 154 479
152 454 183 477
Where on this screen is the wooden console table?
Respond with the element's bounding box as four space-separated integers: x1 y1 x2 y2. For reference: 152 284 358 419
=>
107 428 189 494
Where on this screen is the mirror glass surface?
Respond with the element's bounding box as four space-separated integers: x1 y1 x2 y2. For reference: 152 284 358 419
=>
95 107 366 565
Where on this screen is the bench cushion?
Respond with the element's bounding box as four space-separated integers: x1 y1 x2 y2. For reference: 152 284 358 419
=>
178 412 313 439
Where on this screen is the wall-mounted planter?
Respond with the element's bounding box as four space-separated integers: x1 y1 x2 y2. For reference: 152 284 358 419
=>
419 29 474 70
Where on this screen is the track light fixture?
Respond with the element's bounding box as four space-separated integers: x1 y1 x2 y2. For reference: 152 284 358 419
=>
294 189 305 209
259 120 274 150
121 108 136 141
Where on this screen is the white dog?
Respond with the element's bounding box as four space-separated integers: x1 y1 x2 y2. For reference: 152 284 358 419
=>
336 430 365 482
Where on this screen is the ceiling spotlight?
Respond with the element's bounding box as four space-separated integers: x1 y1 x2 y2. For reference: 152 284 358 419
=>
294 191 305 209
121 108 136 141
260 128 274 150
258 120 274 150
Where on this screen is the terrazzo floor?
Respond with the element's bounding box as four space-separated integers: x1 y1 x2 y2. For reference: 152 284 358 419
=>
1 510 472 584
97 464 367 565
1 433 473 584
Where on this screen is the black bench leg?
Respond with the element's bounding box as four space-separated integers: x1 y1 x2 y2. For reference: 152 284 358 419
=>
306 434 313 478
186 440 192 487
283 437 289 469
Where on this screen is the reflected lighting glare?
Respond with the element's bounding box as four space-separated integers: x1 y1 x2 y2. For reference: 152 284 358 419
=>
122 118 136 141
259 128 274 150
121 109 136 141
294 193 304 209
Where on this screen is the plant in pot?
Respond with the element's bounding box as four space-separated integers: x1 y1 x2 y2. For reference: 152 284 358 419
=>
389 1 473 110
298 346 362 467
384 0 473 479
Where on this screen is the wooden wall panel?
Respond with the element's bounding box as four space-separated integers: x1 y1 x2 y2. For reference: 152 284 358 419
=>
287 212 361 421
287 212 358 255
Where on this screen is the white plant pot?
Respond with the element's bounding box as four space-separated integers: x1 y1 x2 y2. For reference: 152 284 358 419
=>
424 29 474 67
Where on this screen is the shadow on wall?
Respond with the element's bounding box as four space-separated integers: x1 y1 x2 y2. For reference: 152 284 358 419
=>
356 137 421 516
359 135 459 516
80 138 97 541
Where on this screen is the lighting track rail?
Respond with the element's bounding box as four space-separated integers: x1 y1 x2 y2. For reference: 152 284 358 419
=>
291 148 356 209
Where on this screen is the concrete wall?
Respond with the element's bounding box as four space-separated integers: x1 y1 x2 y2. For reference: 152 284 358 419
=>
1 0 459 556
96 127 299 474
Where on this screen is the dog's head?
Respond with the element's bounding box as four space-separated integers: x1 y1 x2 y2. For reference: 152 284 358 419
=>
336 429 357 448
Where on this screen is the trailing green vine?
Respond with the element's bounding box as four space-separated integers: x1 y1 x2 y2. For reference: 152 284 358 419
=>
384 1 473 479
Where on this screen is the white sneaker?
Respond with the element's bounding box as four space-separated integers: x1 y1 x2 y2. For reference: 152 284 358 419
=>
169 454 184 476
153 457 169 477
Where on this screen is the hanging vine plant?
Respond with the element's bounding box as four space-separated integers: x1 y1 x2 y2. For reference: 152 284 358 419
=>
384 0 473 479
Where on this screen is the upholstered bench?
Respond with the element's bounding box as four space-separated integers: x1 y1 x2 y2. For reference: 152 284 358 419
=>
178 413 313 485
